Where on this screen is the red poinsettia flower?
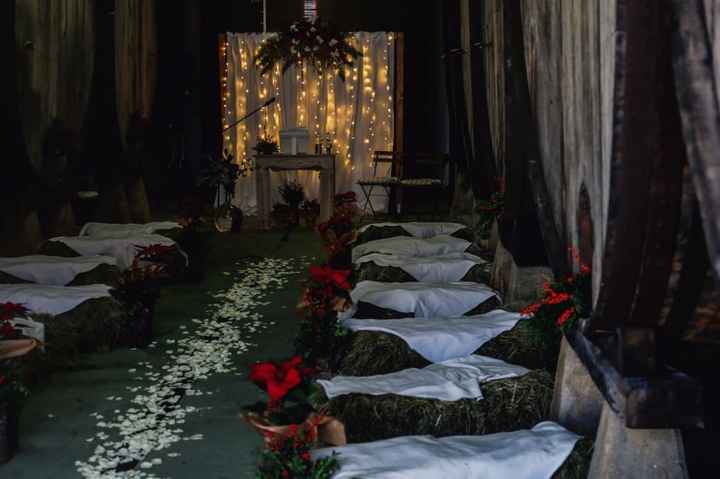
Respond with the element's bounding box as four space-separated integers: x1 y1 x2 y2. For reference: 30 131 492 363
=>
556 307 575 327
1 320 18 338
0 374 5 386
0 302 28 321
249 356 307 405
309 265 351 291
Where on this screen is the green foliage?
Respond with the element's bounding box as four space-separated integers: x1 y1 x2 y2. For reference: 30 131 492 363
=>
279 181 306 210
254 18 361 82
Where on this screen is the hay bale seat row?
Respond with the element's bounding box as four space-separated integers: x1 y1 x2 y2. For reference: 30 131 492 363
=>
355 260 492 284
338 319 558 376
354 225 475 246
0 264 121 287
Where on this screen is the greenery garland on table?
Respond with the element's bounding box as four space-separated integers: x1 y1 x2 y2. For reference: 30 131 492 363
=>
255 18 362 81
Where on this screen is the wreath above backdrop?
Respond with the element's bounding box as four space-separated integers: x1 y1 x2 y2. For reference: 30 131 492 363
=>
255 18 362 81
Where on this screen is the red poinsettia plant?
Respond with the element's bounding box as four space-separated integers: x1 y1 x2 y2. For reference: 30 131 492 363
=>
256 420 339 479
0 302 29 339
243 355 321 427
317 192 361 265
520 248 592 333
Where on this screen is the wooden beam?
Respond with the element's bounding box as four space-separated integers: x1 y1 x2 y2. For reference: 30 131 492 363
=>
566 328 704 429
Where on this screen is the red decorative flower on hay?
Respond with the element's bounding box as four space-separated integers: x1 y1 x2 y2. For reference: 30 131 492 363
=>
0 302 29 339
309 265 351 291
249 356 314 406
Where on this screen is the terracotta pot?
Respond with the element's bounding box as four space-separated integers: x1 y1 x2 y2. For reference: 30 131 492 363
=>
241 412 346 447
0 339 38 360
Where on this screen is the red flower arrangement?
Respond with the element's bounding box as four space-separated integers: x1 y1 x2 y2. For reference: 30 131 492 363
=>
520 248 591 332
256 420 339 479
298 264 351 320
250 356 317 408
135 244 176 261
317 192 361 266
0 302 29 339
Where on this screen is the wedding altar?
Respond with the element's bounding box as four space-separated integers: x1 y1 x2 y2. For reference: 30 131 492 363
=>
255 154 335 229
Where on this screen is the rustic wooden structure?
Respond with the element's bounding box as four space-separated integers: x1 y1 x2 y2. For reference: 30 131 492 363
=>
469 0 720 475
255 155 337 229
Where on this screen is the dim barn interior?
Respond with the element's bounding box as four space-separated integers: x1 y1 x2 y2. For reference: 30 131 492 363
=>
0 0 719 478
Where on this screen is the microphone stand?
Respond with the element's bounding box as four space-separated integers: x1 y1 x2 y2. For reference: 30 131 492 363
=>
222 98 276 132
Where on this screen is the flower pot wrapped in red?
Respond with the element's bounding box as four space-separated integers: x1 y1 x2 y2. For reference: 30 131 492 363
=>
242 355 346 447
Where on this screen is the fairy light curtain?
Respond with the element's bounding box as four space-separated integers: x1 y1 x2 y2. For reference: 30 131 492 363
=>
222 32 395 213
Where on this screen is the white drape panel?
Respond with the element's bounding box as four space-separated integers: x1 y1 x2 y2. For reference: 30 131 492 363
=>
224 32 395 213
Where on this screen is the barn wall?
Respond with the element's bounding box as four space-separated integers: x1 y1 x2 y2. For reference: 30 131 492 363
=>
115 0 158 147
15 0 95 169
478 0 616 300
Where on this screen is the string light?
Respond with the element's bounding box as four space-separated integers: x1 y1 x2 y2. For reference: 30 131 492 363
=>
223 32 395 189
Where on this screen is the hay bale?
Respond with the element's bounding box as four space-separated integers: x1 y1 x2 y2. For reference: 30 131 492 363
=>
37 241 81 258
339 319 557 377
323 369 553 443
476 319 561 372
352 296 501 320
68 264 121 286
354 226 411 246
450 227 475 242
26 297 129 377
338 331 429 376
355 262 492 284
553 437 593 479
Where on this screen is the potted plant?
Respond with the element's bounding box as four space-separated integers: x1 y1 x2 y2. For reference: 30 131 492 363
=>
1 304 38 463
242 355 346 448
278 180 306 226
111 260 168 347
300 199 321 228
198 150 248 232
253 137 280 156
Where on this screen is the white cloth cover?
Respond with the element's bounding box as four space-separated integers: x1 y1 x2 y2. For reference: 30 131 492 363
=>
352 235 471 263
0 284 112 316
343 310 524 363
355 252 486 282
50 234 179 271
340 281 500 319
0 255 117 286
312 421 580 479
317 355 528 401
358 222 466 238
79 221 181 238
9 317 45 343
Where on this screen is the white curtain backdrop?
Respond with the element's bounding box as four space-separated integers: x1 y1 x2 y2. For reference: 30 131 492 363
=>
224 32 395 213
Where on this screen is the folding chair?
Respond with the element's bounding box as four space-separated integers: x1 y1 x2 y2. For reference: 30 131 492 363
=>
357 151 401 216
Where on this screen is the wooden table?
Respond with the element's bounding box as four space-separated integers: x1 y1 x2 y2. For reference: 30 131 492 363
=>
255 154 336 229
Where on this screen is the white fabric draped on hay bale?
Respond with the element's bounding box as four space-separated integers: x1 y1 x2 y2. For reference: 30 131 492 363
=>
317 355 528 401
0 255 117 286
312 421 580 479
0 284 112 316
343 310 524 363
352 236 471 263
50 234 182 271
355 252 486 282
79 221 180 238
357 222 466 238
340 281 500 319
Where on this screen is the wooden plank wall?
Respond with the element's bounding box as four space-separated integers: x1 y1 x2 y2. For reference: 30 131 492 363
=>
115 0 158 148
14 0 95 168
481 0 616 301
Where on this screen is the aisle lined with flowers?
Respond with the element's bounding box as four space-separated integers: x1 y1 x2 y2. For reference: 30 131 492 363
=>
242 192 595 478
1 229 324 479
